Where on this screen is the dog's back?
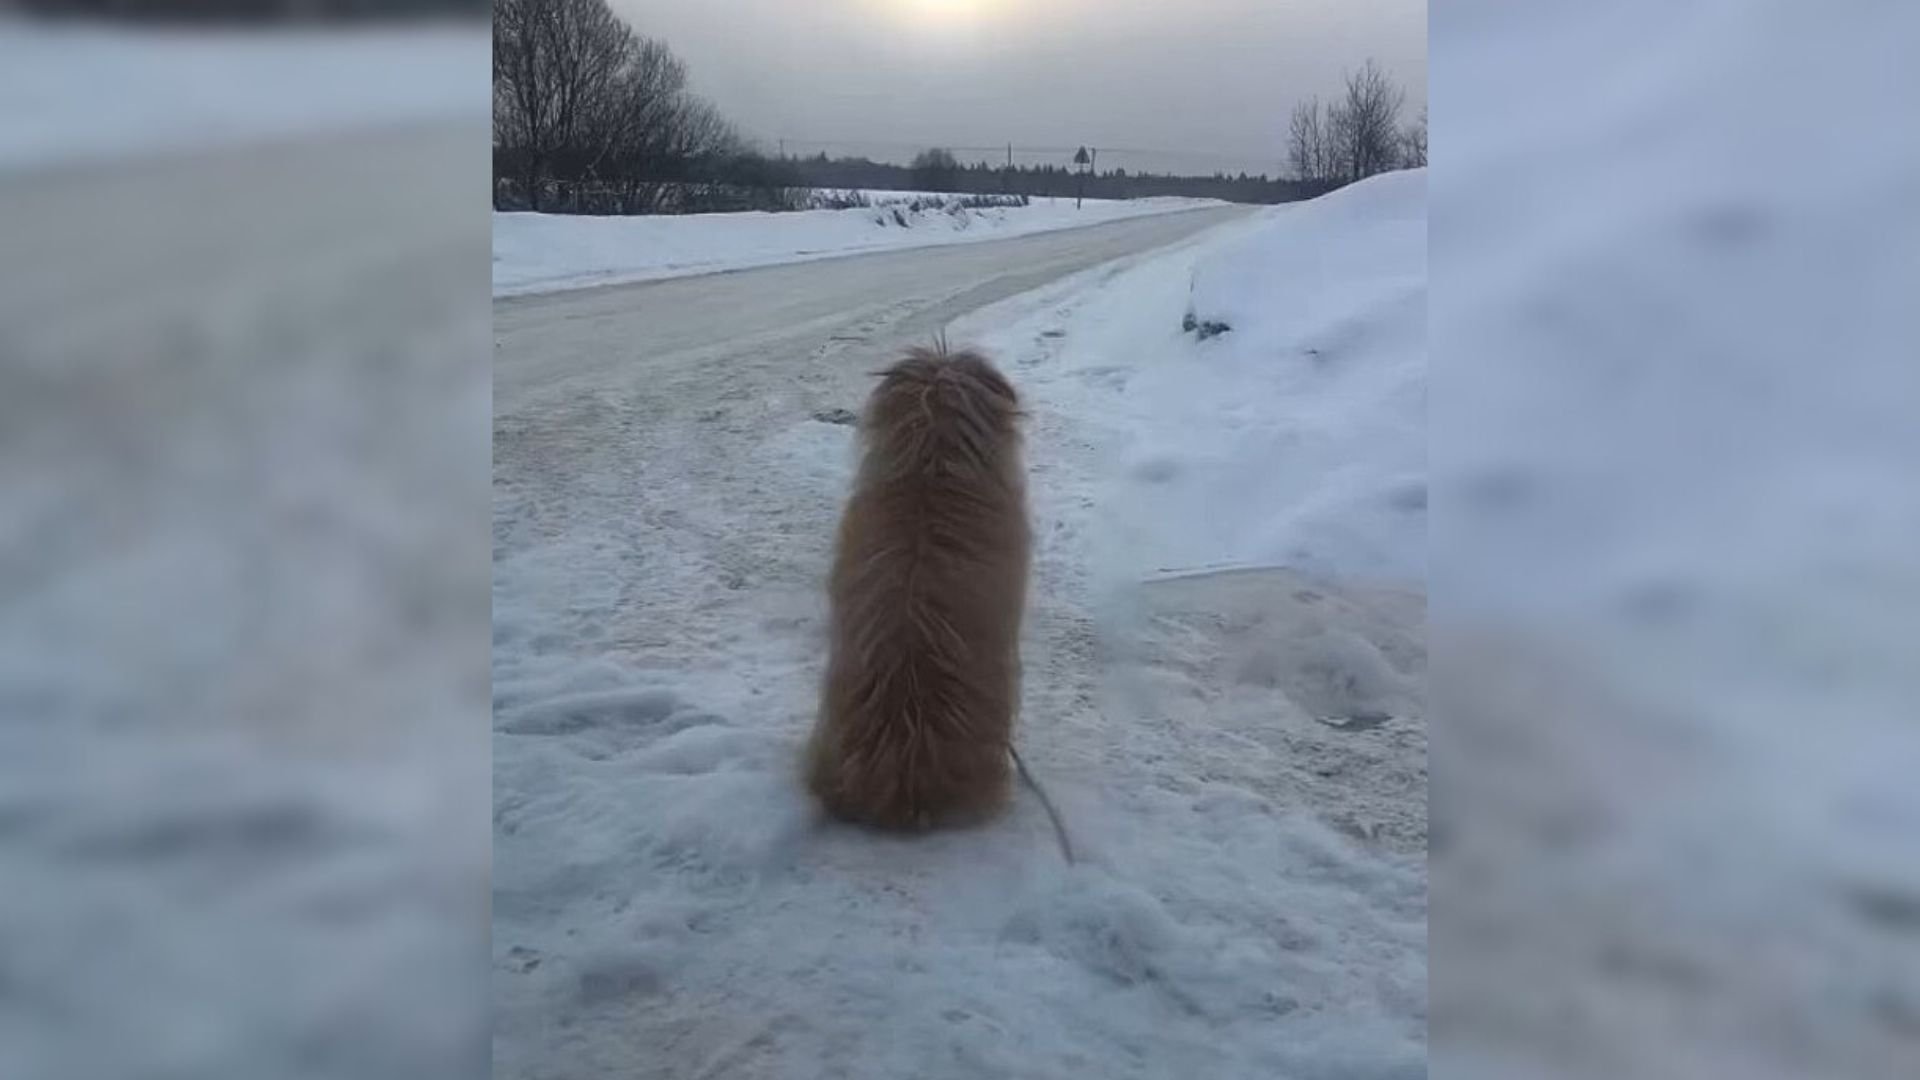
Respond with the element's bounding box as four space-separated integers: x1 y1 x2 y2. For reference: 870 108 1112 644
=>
805 346 1031 830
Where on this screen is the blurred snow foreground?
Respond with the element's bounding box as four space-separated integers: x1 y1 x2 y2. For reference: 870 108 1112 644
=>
492 162 1429 1073
1431 2 1920 1078
0 20 491 1080
0 20 483 172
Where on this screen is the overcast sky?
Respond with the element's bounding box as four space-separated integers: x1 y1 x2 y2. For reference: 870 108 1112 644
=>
612 0 1426 178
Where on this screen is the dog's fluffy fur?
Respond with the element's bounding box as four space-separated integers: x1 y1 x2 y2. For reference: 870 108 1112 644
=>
805 345 1031 830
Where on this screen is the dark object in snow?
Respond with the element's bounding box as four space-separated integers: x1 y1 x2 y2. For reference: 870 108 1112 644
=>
812 408 858 426
1617 578 1693 625
1387 481 1427 512
1317 711 1393 732
1689 201 1772 251
1846 881 1920 932
1181 311 1232 339
1460 466 1535 513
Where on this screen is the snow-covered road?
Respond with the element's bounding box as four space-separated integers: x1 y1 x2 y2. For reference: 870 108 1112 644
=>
492 196 1227 297
494 185 1427 1079
493 206 1246 412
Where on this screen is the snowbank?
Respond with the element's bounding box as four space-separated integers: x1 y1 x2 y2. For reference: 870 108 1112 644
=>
1092 169 1428 585
0 21 487 173
492 196 1222 296
1188 169 1426 349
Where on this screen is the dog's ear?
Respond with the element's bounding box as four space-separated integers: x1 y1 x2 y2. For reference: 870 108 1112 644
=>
947 353 1019 413
976 365 1019 409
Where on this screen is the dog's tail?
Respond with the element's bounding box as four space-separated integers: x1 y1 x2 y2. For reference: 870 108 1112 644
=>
1009 744 1075 865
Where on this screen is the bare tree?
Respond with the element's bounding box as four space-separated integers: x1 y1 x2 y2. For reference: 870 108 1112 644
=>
583 37 741 210
1289 96 1331 182
609 97 747 211
495 0 743 212
579 35 685 175
1326 58 1407 183
495 0 638 209
910 148 962 193
1401 105 1427 168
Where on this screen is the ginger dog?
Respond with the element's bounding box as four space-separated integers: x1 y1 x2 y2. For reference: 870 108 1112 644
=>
805 345 1031 830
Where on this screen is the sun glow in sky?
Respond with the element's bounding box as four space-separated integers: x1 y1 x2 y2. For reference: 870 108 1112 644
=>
622 0 1426 177
902 0 997 29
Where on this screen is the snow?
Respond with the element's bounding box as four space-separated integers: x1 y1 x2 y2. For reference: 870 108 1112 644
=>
1158 169 1426 585
819 188 1054 205
0 20 487 173
492 196 1224 296
493 178 1427 1076
1 126 489 1078
1431 2 1920 1077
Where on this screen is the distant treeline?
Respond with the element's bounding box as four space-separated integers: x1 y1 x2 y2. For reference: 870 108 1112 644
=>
491 147 1334 216
491 146 811 216
786 153 1336 205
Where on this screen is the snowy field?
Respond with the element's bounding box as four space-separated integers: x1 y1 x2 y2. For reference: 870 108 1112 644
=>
1431 2 1920 1077
492 174 1427 1078
492 195 1223 296
0 20 487 173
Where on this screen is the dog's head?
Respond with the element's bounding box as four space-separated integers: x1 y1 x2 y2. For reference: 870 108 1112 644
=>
864 345 1022 447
